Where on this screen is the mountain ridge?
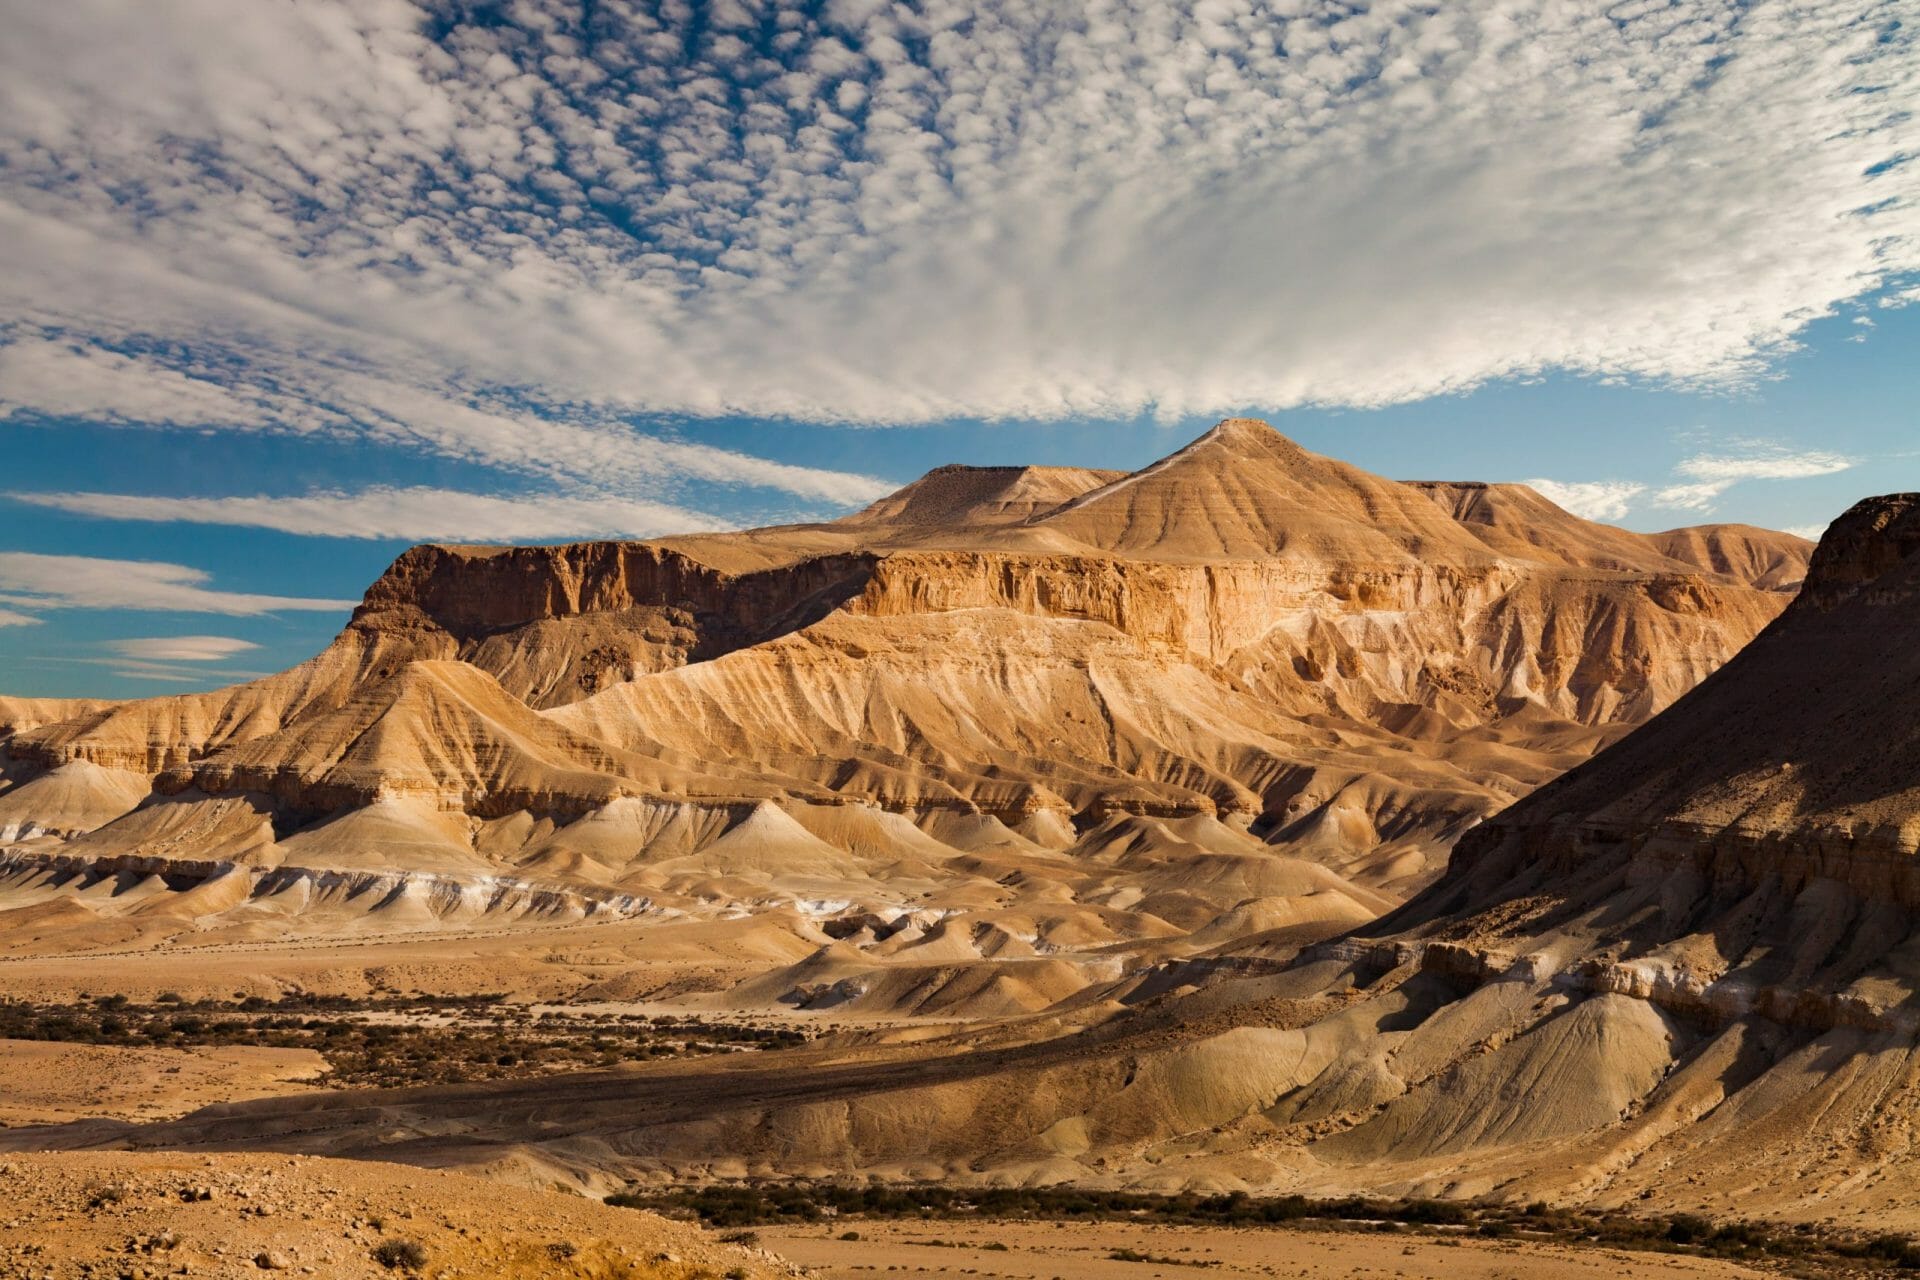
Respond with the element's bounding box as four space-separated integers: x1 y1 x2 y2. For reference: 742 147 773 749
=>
0 420 1813 1004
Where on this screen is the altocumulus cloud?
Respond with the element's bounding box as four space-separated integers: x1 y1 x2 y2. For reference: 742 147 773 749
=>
0 0 1914 467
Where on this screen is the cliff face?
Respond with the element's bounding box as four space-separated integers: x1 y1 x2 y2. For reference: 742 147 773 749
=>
0 420 1813 954
1440 493 1920 886
488 491 1920 1208
1343 492 1920 1039
348 541 878 707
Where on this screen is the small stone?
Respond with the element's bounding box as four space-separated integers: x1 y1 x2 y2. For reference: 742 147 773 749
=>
254 1251 290 1271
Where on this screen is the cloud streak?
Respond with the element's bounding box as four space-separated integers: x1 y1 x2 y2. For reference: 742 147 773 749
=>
1652 448 1858 510
1531 440 1858 521
0 553 357 616
12 486 727 543
106 636 261 663
0 0 1911 455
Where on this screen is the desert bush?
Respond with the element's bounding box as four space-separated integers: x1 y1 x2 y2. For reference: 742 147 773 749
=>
1865 1234 1920 1268
372 1238 427 1271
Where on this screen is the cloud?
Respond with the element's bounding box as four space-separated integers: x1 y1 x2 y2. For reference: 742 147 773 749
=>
105 635 261 662
1651 448 1856 510
0 338 890 508
1671 450 1856 484
0 553 356 615
12 486 726 542
1783 523 1830 542
0 608 42 627
0 0 1912 445
1524 479 1647 522
1533 440 1859 520
1648 481 1733 512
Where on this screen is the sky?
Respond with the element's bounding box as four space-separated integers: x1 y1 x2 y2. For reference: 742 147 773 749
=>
0 0 1915 699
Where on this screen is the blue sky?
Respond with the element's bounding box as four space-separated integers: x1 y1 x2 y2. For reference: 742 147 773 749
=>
0 1 1915 698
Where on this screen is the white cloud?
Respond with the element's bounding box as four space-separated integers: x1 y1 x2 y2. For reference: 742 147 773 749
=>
0 608 42 628
12 486 726 542
0 0 1911 441
1672 450 1856 485
1525 479 1647 522
0 553 356 616
1650 448 1856 510
1536 441 1860 520
1783 523 1829 541
0 337 890 508
105 635 261 662
1649 481 1733 511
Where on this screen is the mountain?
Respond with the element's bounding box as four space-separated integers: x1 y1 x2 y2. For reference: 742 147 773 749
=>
1379 489 1920 983
0 421 1809 1011
841 462 1125 528
88 493 1920 1218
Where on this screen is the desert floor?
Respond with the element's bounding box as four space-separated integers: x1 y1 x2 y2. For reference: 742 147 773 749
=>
0 1038 326 1125
755 1218 1768 1279
0 1150 791 1280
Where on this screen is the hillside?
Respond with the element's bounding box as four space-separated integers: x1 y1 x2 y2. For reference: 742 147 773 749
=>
0 420 1809 1015
68 495 1920 1223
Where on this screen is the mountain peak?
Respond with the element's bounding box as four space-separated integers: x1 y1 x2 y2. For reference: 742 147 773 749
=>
1192 416 1300 453
1026 416 1475 561
841 463 1125 528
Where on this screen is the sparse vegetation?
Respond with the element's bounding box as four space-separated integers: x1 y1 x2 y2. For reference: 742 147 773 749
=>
371 1238 428 1271
0 993 809 1087
1108 1248 1218 1266
607 1181 1920 1274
